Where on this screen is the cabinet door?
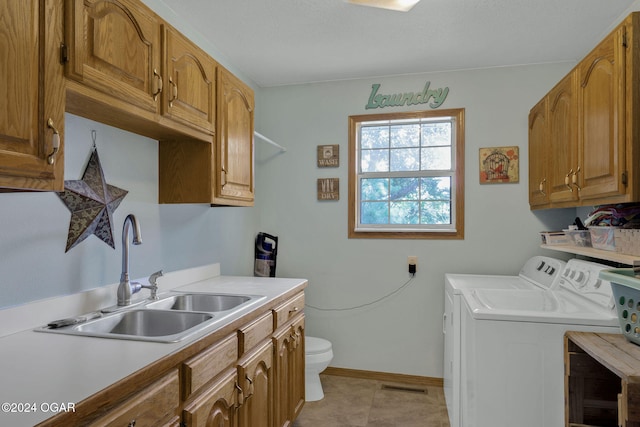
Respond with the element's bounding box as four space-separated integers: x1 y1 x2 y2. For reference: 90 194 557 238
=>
238 340 273 427
163 26 216 134
273 315 305 427
215 67 255 206
548 72 579 204
65 0 161 113
528 98 549 208
577 24 627 200
0 0 65 191
182 368 238 427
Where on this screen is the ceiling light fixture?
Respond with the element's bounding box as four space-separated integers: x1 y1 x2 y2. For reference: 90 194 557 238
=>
345 0 421 12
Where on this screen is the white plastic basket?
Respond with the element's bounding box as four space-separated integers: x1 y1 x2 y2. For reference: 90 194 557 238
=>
599 268 640 346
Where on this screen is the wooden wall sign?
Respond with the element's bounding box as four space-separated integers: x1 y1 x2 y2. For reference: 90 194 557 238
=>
317 178 339 200
317 145 339 167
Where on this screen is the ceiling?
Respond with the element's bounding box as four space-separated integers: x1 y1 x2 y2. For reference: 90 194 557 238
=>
159 0 636 87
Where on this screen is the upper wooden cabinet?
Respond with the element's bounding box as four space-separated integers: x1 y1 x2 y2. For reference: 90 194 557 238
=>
162 26 217 135
214 67 255 206
64 0 162 114
577 24 626 202
0 0 65 191
529 13 637 209
64 0 218 143
528 98 550 208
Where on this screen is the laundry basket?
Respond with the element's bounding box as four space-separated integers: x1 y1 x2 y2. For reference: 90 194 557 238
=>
599 268 640 346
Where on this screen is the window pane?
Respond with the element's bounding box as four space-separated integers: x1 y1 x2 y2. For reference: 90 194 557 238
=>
390 201 419 224
361 202 388 224
421 146 451 170
390 124 420 148
361 178 389 200
390 148 420 171
361 126 389 149
421 177 451 200
420 201 451 224
422 122 451 147
361 149 389 172
390 177 419 200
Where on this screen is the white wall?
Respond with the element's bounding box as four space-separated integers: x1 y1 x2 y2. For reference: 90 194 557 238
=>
0 114 257 308
254 64 577 378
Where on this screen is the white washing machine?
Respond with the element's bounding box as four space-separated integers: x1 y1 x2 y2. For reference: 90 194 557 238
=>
460 259 619 427
443 256 566 427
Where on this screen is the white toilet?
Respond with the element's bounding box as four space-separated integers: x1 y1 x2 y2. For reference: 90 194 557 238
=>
305 336 333 401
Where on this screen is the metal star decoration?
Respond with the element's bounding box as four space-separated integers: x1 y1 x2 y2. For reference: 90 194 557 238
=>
57 149 128 252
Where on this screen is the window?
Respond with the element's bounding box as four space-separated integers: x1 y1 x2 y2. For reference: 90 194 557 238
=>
348 108 464 239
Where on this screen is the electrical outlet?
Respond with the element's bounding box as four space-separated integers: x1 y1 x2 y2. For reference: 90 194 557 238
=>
408 256 418 266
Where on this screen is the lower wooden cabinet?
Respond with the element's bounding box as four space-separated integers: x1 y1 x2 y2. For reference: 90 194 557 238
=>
273 315 305 427
183 367 238 427
87 370 180 427
40 290 306 427
238 340 274 427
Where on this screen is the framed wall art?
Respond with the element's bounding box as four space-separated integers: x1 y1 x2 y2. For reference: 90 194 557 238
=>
479 146 519 184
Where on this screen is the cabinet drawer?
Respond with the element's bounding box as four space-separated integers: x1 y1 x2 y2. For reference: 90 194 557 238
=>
239 312 273 354
273 292 305 330
183 334 238 399
88 370 179 427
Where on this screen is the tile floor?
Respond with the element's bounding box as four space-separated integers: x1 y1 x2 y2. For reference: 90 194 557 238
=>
293 374 451 427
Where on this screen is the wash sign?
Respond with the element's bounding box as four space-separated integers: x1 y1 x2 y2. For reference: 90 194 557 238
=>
365 82 449 109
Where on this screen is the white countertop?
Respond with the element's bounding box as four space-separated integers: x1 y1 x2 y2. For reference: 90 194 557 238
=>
0 265 306 426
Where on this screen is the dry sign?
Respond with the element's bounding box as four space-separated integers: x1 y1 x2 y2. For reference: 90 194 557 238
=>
317 178 339 200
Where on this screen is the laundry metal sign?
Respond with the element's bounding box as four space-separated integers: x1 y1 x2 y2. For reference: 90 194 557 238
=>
365 82 449 110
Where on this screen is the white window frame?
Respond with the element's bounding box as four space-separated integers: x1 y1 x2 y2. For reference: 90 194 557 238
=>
348 108 465 239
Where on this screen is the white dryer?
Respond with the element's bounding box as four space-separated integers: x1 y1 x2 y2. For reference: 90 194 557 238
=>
443 256 566 427
460 259 619 427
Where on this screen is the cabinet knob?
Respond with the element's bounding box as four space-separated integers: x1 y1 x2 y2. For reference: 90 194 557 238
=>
152 69 163 101
46 118 60 165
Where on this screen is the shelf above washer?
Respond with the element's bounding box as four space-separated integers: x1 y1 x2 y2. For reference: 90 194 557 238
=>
541 244 638 265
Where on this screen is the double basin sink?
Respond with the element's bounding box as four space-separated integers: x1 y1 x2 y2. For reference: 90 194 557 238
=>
37 293 266 343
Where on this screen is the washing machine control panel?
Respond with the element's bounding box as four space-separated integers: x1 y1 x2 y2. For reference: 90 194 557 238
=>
558 259 614 309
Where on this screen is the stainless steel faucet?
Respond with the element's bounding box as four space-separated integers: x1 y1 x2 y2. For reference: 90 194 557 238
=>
117 214 143 306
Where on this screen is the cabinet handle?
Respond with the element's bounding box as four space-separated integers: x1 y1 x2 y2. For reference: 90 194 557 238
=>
245 375 254 396
152 69 162 100
221 166 227 188
538 178 546 196
288 306 299 315
565 169 574 192
572 166 581 191
443 312 447 334
168 77 178 107
127 420 136 427
46 118 60 165
235 382 244 406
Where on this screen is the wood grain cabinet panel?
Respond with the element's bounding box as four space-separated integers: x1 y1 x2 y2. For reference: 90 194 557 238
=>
162 25 217 134
529 13 640 209
87 370 180 427
64 0 162 114
238 340 273 427
273 314 305 427
528 98 549 208
214 67 255 206
0 0 65 191
182 368 238 427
